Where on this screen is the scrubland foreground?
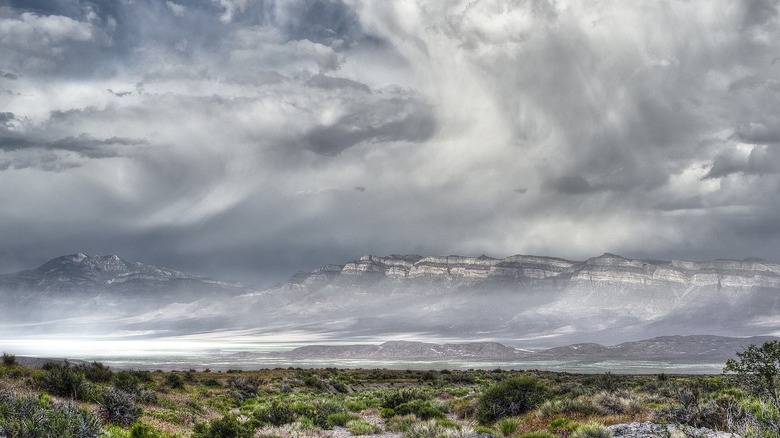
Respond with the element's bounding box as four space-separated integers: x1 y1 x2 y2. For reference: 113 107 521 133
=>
1 343 779 438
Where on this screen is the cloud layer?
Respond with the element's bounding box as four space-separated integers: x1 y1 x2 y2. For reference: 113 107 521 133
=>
1 0 780 284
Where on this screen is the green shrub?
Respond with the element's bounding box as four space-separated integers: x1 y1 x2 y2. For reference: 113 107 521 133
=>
537 397 598 418
253 401 295 426
129 421 180 438
38 361 90 400
476 376 547 424
496 417 521 436
164 373 184 389
518 433 556 438
193 414 254 438
570 422 612 438
591 391 641 415
548 417 579 434
113 371 141 394
346 418 381 435
386 414 418 433
402 419 446 438
103 424 132 438
81 361 113 383
382 388 427 409
0 391 102 437
100 387 142 426
326 411 358 427
394 399 445 420
2 352 17 367
227 377 259 401
345 399 367 412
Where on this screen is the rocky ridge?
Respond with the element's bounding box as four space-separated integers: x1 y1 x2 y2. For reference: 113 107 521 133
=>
0 253 240 293
291 252 780 290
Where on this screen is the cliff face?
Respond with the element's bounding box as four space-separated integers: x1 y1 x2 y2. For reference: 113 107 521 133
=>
292 252 780 291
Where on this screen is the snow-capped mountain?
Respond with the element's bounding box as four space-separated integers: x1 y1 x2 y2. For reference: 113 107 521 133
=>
0 253 238 293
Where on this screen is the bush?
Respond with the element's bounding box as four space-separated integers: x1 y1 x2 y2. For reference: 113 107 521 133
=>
227 377 260 401
403 419 447 438
383 388 427 409
591 390 642 415
164 373 184 389
476 376 547 424
253 400 295 426
38 361 90 400
129 421 178 438
81 361 113 383
571 422 612 438
193 414 254 438
0 391 102 437
113 371 141 394
2 352 17 367
496 417 521 436
548 417 579 435
537 397 599 418
518 432 557 438
326 411 358 427
99 387 142 426
346 418 381 435
394 399 445 420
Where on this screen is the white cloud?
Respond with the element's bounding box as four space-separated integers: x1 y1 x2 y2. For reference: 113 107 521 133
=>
165 1 186 17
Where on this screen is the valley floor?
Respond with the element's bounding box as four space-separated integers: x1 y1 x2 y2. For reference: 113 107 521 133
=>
1 355 774 438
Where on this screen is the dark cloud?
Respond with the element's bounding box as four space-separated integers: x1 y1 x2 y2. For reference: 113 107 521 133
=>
0 71 18 80
303 98 436 156
547 175 595 195
306 74 371 92
278 0 364 46
734 121 780 145
705 145 780 179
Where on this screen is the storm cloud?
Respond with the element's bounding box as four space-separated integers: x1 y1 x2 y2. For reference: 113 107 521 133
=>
2 0 780 284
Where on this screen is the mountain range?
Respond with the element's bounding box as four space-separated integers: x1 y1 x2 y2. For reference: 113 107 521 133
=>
1 252 779 352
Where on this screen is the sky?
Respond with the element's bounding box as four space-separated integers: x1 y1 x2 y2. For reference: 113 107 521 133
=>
1 0 780 286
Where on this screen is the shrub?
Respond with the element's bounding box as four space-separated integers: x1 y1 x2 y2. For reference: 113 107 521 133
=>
193 414 254 438
476 376 547 424
327 411 358 427
227 377 260 401
99 387 142 426
113 371 141 394
403 419 447 438
164 372 184 389
383 388 427 409
386 414 418 433
548 417 579 435
38 361 90 400
394 399 445 420
570 422 612 438
81 361 113 383
346 418 381 435
2 352 17 367
0 391 102 437
591 390 642 415
253 401 295 426
496 417 521 436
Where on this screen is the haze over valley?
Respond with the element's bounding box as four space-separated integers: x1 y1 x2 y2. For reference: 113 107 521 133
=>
2 251 778 371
